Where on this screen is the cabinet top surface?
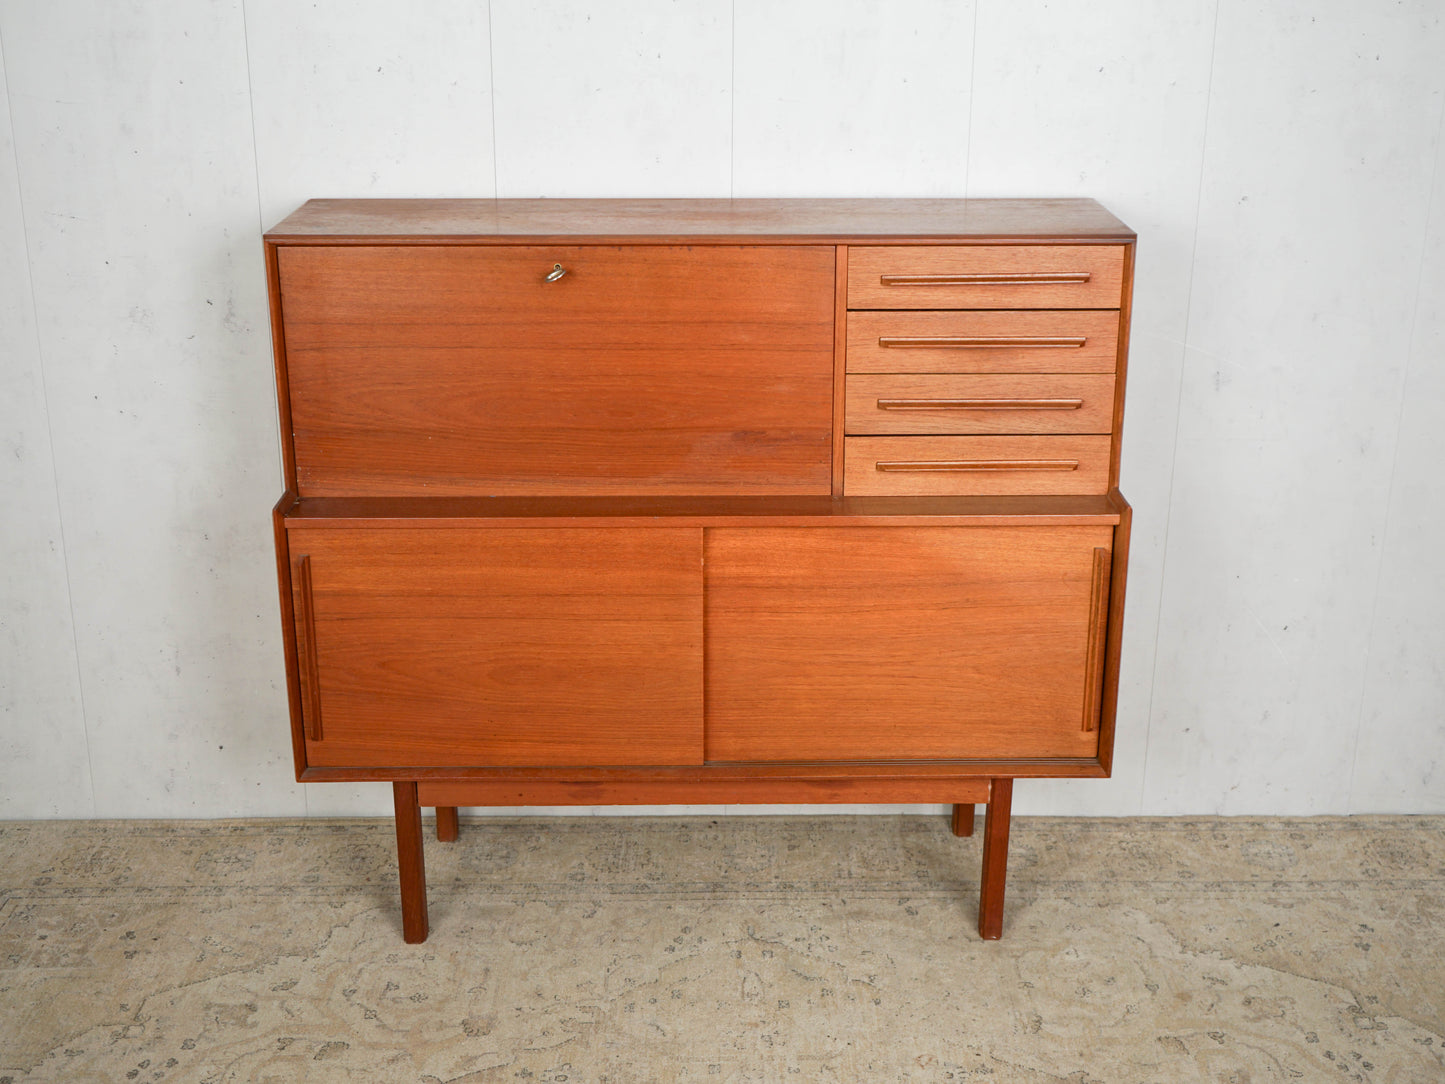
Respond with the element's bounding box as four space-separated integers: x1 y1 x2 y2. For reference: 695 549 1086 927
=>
265 198 1134 242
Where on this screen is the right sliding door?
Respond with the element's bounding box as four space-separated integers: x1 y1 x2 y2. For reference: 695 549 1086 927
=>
704 526 1114 762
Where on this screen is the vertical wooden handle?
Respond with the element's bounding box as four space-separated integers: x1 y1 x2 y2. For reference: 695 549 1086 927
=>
296 554 323 742
1081 547 1112 732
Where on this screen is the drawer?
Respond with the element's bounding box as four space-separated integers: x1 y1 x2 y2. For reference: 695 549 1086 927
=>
705 526 1113 761
846 374 1115 435
848 310 1119 373
844 435 1110 495
276 244 835 497
848 245 1126 309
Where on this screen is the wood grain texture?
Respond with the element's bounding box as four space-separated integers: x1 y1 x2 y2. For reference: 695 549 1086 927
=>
844 436 1112 496
266 198 1137 242
393 782 428 943
1096 491 1134 777
417 777 994 808
1081 547 1113 732
282 494 1124 529
845 374 1116 435
265 244 298 490
704 526 1112 762
832 246 849 495
434 806 459 842
848 246 1126 309
294 554 323 741
271 492 307 780
846 310 1119 374
277 245 835 497
289 527 704 768
321 759 1110 785
978 778 1013 940
1109 242 1137 489
951 804 976 837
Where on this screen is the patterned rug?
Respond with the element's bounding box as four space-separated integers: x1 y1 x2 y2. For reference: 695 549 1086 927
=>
1 814 1442 1082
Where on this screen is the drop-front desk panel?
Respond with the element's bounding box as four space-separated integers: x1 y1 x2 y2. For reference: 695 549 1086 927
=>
265 199 1135 943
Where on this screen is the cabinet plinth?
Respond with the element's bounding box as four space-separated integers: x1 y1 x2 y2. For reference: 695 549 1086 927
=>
266 198 1135 942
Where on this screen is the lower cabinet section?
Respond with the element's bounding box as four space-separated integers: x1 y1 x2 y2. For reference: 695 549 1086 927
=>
286 520 1115 771
280 509 1126 945
704 525 1113 761
288 527 705 767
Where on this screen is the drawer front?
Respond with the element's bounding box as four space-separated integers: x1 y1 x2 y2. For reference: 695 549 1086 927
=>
289 527 704 768
705 526 1113 761
848 245 1126 309
847 310 1119 373
846 374 1116 435
844 435 1110 495
278 245 836 497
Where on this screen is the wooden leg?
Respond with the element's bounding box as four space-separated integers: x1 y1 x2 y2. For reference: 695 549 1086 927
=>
950 803 975 837
393 782 429 944
978 777 1013 940
435 805 460 842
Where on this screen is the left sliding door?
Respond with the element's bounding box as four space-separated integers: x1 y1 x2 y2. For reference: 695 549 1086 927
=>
286 527 704 768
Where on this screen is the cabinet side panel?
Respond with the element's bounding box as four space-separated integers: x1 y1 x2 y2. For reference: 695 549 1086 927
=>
705 525 1112 761
1109 240 1136 490
272 493 307 778
266 243 297 491
1096 494 1132 775
288 526 704 767
277 245 836 496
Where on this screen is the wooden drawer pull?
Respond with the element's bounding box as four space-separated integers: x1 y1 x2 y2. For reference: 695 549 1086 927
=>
878 335 1087 349
879 272 1092 287
875 459 1080 472
1081 546 1112 732
875 398 1085 412
296 554 323 742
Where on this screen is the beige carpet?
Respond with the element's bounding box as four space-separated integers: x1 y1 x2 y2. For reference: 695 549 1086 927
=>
1 814 1442 1082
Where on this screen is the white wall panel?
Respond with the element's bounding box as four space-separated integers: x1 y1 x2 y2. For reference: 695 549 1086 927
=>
966 0 1218 814
1 1 1443 819
1145 1 1445 814
0 40 94 818
1351 100 1445 813
732 0 973 197
245 0 495 229
490 0 731 197
0 1 301 816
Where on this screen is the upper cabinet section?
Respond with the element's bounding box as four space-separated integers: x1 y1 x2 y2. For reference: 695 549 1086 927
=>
265 198 1135 499
275 244 836 497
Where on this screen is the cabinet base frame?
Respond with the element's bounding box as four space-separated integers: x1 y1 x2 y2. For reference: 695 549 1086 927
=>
391 777 1013 945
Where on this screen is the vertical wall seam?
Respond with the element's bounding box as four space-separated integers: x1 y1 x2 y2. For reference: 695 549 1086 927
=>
238 2 266 240
487 0 500 197
1138 0 1224 816
1345 88 1445 816
0 20 99 817
237 1 286 493
238 1 307 817
962 0 980 194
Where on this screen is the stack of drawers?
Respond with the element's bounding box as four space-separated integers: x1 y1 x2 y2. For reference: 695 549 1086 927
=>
842 244 1126 495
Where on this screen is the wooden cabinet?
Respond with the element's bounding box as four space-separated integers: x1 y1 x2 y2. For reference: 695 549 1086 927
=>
265 198 1135 944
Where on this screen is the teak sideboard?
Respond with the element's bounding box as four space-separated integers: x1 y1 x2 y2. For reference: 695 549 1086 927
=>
264 198 1135 943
